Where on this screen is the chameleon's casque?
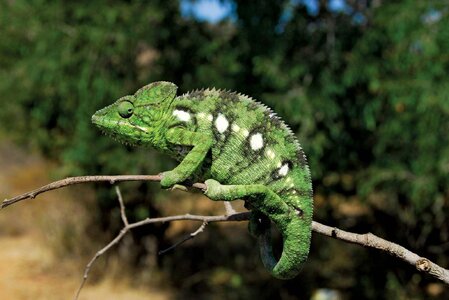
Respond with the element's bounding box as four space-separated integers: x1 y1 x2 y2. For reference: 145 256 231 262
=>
92 81 313 279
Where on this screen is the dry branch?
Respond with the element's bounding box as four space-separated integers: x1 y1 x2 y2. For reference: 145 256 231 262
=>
0 175 206 209
311 222 449 284
2 174 448 291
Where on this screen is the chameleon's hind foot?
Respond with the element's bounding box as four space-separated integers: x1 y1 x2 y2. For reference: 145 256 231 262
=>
204 179 223 200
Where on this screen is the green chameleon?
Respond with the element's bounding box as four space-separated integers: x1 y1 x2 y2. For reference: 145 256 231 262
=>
92 81 313 279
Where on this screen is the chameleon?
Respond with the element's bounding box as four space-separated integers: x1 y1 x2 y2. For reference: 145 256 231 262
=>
91 81 313 279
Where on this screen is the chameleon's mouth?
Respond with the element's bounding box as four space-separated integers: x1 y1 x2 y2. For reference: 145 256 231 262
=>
96 126 139 147
91 112 145 147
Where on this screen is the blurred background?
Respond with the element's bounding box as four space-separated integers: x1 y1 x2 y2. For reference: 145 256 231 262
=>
0 0 448 299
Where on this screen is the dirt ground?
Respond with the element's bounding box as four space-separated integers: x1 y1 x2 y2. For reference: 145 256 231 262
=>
0 143 171 300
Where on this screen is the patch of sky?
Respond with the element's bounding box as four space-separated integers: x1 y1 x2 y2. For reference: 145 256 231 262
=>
275 0 318 33
352 11 366 25
180 0 235 23
291 0 350 16
329 0 350 12
291 0 319 16
180 0 365 30
276 0 353 33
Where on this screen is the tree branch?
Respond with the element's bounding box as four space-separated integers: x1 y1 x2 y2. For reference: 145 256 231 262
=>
2 175 448 288
311 222 449 284
0 175 205 209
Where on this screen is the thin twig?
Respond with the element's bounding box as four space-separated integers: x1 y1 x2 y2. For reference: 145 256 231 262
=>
3 175 449 286
159 221 208 255
74 228 128 300
75 186 132 300
115 186 129 226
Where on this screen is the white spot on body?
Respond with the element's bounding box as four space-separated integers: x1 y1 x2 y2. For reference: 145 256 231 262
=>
266 149 275 159
277 161 282 168
250 133 264 150
198 112 206 118
232 124 240 132
173 110 191 122
242 129 249 137
207 114 213 121
215 114 229 133
278 163 289 177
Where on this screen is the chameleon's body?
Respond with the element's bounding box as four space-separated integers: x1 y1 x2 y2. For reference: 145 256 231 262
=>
92 81 313 279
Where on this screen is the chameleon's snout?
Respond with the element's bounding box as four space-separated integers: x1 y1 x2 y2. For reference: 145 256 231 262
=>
91 107 121 138
91 113 100 126
91 106 115 129
91 108 104 125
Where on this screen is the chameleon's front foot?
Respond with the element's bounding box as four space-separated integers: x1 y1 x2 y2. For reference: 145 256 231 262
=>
160 171 187 190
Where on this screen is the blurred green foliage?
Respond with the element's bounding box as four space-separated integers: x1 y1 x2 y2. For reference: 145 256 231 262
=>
0 0 448 299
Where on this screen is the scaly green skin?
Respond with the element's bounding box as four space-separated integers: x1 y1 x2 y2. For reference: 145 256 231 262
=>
92 81 313 279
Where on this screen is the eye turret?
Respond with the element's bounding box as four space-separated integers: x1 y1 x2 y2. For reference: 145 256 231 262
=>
118 101 134 118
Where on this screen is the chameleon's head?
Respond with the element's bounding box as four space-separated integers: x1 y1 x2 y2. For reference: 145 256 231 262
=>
92 81 177 146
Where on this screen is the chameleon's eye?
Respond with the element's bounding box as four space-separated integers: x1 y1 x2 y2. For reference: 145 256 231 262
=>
118 101 134 118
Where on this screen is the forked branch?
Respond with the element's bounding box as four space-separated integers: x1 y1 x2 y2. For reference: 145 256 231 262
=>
74 186 246 300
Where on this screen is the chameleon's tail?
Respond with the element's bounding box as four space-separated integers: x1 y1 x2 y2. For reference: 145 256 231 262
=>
257 212 312 280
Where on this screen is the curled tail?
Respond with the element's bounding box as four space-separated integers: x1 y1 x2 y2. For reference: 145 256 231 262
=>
252 210 312 279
